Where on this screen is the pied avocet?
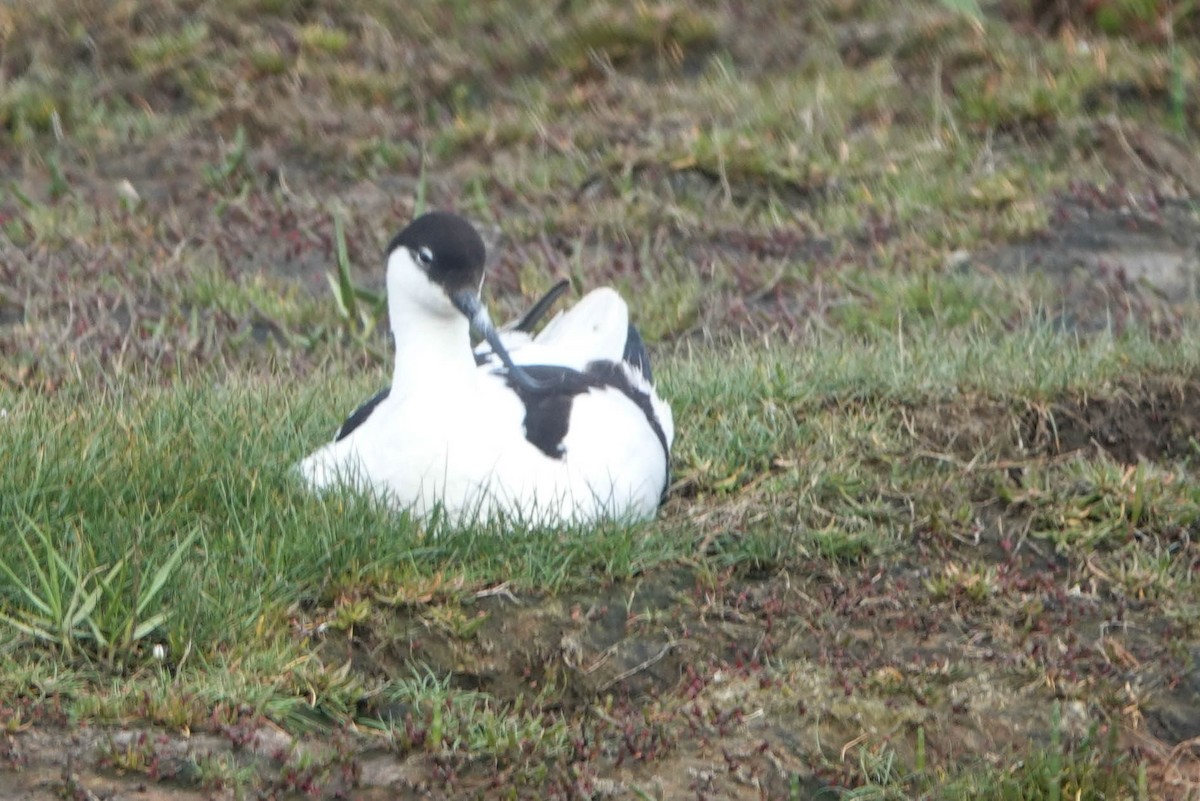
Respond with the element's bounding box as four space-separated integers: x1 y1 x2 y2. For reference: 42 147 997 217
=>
298 211 673 526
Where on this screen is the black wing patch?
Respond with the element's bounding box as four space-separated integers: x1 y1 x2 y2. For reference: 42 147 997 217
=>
502 361 669 475
335 387 390 442
502 366 593 458
621 323 653 383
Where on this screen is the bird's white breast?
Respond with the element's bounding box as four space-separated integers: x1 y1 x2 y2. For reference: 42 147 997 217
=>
299 367 667 526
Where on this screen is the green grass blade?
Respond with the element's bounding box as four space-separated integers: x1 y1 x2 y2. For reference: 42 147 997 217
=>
352 286 383 305
25 516 79 609
0 610 59 644
135 528 200 618
0 541 55 618
324 271 351 319
332 212 358 322
67 571 105 630
86 617 110 650
9 515 59 617
131 612 169 642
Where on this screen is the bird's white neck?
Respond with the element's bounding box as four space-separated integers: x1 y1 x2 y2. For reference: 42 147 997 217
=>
388 307 477 393
384 248 480 394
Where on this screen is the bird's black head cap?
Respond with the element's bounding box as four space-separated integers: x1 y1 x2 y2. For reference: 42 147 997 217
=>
387 211 487 294
385 210 551 393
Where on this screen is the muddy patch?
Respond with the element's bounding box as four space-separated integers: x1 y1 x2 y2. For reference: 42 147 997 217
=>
328 550 1192 794
5 542 1200 798
983 187 1200 331
899 375 1200 469
0 566 1127 799
1031 382 1200 466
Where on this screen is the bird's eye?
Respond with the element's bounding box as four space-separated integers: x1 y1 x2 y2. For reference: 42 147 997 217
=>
416 246 434 266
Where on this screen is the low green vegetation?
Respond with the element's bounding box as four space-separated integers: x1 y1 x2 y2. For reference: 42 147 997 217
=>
3 318 1199 793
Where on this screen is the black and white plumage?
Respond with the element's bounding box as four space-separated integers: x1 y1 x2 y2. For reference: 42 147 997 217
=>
298 211 674 525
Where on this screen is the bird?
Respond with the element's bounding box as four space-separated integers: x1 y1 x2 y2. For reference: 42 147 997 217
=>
298 211 674 527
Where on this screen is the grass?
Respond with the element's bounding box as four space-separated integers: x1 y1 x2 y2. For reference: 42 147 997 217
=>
0 514 197 666
2 317 1196 667
841 711 1146 799
4 278 1200 798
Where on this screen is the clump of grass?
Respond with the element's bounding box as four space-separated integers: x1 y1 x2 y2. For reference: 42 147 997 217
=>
325 211 385 348
553 4 719 73
1057 0 1200 40
0 81 56 131
832 272 1014 336
129 22 210 69
0 515 197 668
202 124 249 192
939 715 1141 799
249 43 290 76
841 709 1144 799
1005 458 1197 553
365 669 570 761
924 561 998 603
299 23 351 56
193 752 256 795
